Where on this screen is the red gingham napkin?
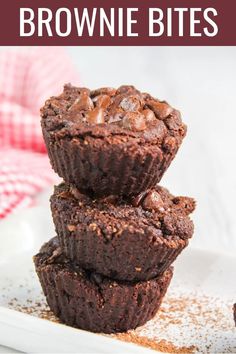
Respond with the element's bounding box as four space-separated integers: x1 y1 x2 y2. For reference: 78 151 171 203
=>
0 47 79 219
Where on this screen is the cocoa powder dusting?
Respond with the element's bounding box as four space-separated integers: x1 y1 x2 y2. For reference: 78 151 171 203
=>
115 333 196 353
5 286 236 353
7 296 59 323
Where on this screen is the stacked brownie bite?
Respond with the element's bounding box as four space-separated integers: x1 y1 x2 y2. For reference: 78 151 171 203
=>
34 84 195 333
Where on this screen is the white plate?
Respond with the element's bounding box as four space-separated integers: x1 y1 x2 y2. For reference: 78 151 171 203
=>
0 206 235 353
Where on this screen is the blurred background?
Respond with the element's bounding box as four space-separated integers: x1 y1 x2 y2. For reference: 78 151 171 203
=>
0 46 236 253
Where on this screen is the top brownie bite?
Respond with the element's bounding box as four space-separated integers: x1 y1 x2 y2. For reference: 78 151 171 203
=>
41 84 186 197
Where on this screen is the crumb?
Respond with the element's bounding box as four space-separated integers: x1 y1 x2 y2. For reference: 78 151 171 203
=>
115 333 197 353
6 289 236 353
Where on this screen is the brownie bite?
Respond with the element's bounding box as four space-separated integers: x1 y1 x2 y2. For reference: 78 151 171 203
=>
41 84 186 197
50 183 195 282
34 237 173 334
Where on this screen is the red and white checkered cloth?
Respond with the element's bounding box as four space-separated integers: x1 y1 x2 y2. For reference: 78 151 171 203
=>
0 47 79 219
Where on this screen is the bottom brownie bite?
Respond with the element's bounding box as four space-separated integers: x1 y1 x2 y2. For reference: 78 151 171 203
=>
34 237 173 334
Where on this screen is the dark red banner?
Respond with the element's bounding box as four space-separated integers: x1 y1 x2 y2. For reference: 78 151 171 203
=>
0 0 235 45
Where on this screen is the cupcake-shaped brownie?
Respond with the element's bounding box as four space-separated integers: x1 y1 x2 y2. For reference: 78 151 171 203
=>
41 84 186 197
50 183 195 282
34 237 173 333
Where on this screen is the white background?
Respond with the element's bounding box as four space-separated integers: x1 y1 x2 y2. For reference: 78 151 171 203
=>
66 46 236 254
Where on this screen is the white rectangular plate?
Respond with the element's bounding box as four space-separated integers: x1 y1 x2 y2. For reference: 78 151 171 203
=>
0 206 235 353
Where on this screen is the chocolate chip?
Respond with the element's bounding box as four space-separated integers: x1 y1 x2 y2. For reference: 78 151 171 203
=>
142 191 165 212
108 111 124 124
142 109 156 122
131 190 148 207
108 95 125 116
68 94 94 112
91 87 116 97
93 94 111 109
142 92 152 100
69 186 84 199
117 85 138 94
164 110 184 132
119 96 141 112
86 108 105 124
122 112 146 132
147 100 173 119
47 247 63 264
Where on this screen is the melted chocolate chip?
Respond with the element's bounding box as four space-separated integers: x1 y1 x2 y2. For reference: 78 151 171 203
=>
69 186 84 200
94 94 111 109
117 85 138 95
142 191 165 212
147 100 173 119
86 107 105 124
141 92 153 100
119 96 141 112
131 190 149 207
58 191 73 199
68 94 94 112
108 112 124 123
122 112 146 132
91 87 116 97
164 110 184 132
47 246 63 264
142 109 156 122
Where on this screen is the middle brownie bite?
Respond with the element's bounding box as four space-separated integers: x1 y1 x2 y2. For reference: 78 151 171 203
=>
51 183 195 282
